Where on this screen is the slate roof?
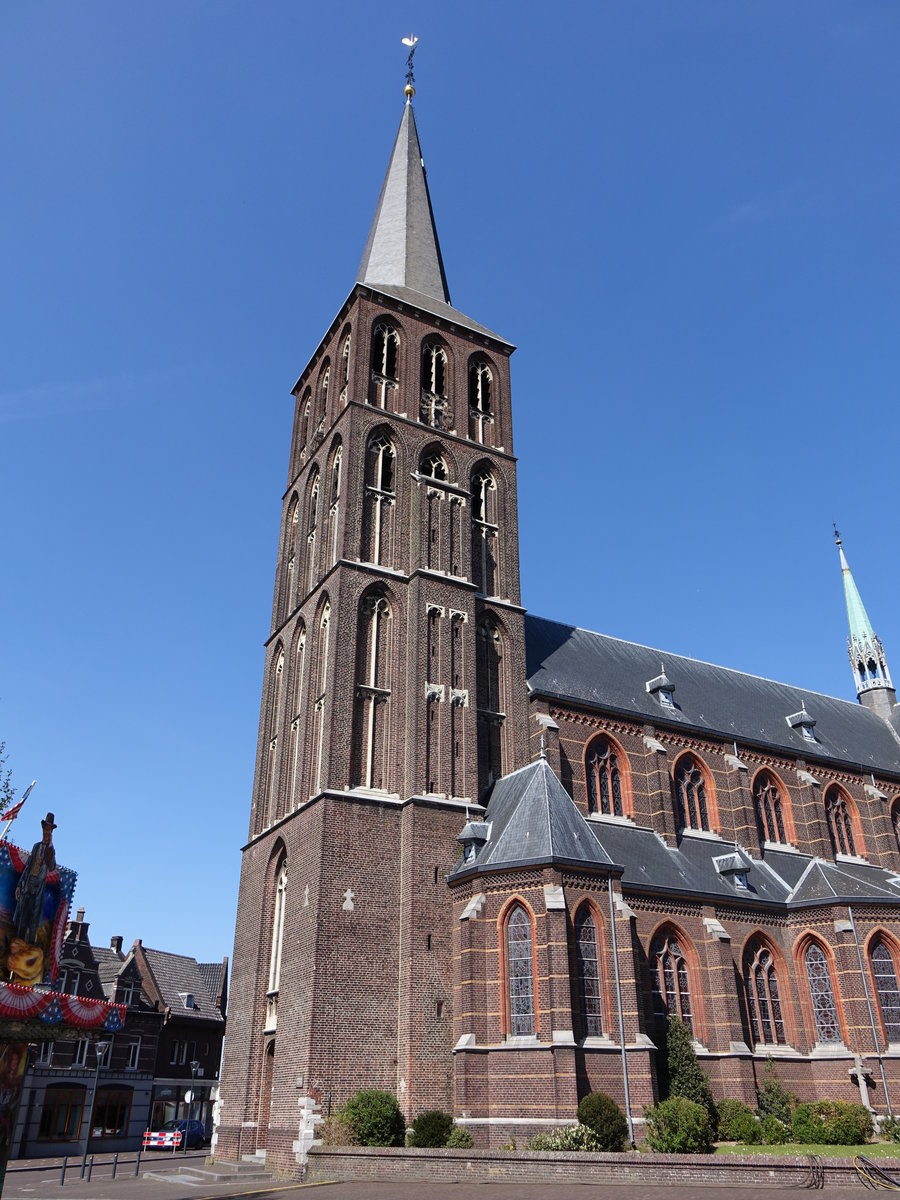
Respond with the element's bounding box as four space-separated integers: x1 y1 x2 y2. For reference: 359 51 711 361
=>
92 945 126 999
198 961 227 1012
525 615 900 776
141 948 225 1023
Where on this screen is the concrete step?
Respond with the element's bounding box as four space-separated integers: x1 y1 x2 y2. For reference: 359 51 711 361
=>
145 1164 272 1184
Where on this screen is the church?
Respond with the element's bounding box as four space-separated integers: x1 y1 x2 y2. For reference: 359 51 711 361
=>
215 68 900 1172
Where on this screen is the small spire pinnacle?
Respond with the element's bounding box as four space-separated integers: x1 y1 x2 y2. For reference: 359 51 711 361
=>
834 529 895 718
540 731 546 759
402 34 418 100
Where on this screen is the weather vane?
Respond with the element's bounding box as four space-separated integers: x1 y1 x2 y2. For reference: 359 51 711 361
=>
833 521 842 546
402 34 418 98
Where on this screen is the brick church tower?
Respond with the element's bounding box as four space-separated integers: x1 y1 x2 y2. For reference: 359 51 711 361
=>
215 83 530 1170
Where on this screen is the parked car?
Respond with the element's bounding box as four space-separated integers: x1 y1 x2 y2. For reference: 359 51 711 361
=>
156 1119 205 1149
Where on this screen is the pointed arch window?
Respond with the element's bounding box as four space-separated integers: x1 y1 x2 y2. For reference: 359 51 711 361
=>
340 332 351 407
743 938 786 1045
369 323 399 408
351 591 393 791
892 800 900 855
298 390 312 455
420 342 448 428
674 756 711 832
471 469 498 595
305 471 320 596
805 942 841 1044
476 619 505 789
327 445 342 568
825 785 858 858
575 907 603 1038
309 601 331 798
871 939 900 1044
650 933 693 1032
585 736 625 817
362 434 396 567
282 495 299 621
754 772 788 845
420 451 447 481
268 861 287 995
318 363 330 424
468 359 494 444
506 905 536 1037
262 648 285 829
286 626 306 812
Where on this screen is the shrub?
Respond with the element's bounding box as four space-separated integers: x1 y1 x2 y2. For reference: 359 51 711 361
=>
407 1109 454 1148
645 1096 714 1154
791 1100 873 1146
760 1114 789 1145
576 1092 629 1151
340 1089 405 1147
716 1099 756 1141
661 1017 717 1132
729 1109 763 1145
318 1114 358 1146
755 1058 795 1127
446 1126 475 1149
528 1123 606 1152
880 1115 900 1144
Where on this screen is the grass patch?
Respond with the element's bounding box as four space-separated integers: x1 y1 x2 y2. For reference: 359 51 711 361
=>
715 1141 900 1158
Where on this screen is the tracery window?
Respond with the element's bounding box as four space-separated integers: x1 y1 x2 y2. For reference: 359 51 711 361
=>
585 736 624 817
287 625 306 812
506 904 536 1037
340 332 351 406
361 434 396 567
650 933 693 1032
420 342 448 428
468 359 494 444
476 619 505 788
318 362 330 423
327 445 342 568
674 756 711 832
268 860 287 995
805 942 841 1044
308 600 331 797
351 591 393 791
871 939 900 1044
420 451 447 481
754 772 788 844
743 938 786 1045
281 495 299 621
825 785 857 857
305 470 320 595
471 469 498 594
298 391 312 453
575 907 603 1037
893 800 900 855
262 648 284 829
369 323 399 408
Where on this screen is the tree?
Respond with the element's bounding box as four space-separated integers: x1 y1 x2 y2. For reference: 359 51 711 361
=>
0 742 16 817
661 1016 717 1131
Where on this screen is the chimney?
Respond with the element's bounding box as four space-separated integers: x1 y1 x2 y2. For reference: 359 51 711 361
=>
75 907 85 923
110 935 123 954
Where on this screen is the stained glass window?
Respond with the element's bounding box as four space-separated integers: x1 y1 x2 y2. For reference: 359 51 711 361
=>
805 943 841 1044
871 939 900 1044
754 774 787 844
575 908 603 1037
586 738 624 817
744 938 786 1045
507 905 535 1037
674 759 710 832
825 787 857 857
650 935 693 1032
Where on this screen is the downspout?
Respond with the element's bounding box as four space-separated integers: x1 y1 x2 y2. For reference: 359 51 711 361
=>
608 872 635 1146
848 904 893 1118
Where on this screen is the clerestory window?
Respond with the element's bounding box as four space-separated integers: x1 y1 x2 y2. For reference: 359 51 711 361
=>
754 772 788 845
674 756 712 832
585 736 625 817
825 785 858 858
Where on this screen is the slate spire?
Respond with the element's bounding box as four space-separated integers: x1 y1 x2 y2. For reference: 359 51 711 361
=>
835 529 895 719
357 98 451 304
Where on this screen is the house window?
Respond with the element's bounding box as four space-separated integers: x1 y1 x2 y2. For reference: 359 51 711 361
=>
506 905 535 1037
575 908 603 1037
674 757 711 832
650 933 693 1032
871 939 900 1044
118 982 134 1006
126 1039 141 1071
38 1041 53 1066
420 342 448 427
92 1086 133 1138
468 359 493 444
805 942 842 1045
754 773 788 844
73 1040 89 1068
38 1085 85 1141
58 968 80 995
744 938 786 1045
825 785 857 857
585 737 624 817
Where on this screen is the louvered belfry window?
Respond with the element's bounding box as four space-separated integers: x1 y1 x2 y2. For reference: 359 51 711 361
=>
575 908 603 1037
506 905 535 1037
743 939 786 1045
871 939 900 1044
805 943 841 1044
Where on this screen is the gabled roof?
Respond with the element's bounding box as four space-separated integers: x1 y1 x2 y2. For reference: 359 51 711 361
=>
137 946 225 1024
525 615 900 775
450 756 615 878
198 960 228 1015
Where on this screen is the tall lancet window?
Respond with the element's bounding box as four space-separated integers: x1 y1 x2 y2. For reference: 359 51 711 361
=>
361 434 396 567
327 444 342 568
317 361 330 426
351 591 393 791
754 772 788 845
420 342 448 428
585 736 625 817
369 323 399 408
298 389 312 456
743 938 786 1045
471 469 498 595
650 932 693 1032
805 941 841 1044
575 907 603 1037
476 618 505 788
262 648 285 830
281 496 299 623
287 625 306 812
340 332 351 407
305 470 320 596
468 359 494 445
309 601 331 798
674 756 712 832
506 905 536 1037
871 938 900 1044
892 800 900 856
420 451 449 573
825 785 859 857
268 861 287 996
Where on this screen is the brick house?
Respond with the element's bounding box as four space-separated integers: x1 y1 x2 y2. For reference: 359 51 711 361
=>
215 81 900 1172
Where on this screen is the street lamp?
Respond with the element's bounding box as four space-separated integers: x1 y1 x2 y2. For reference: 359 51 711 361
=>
184 1060 199 1154
80 1040 110 1178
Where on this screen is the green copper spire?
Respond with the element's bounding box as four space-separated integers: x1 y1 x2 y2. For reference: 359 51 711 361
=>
834 527 895 717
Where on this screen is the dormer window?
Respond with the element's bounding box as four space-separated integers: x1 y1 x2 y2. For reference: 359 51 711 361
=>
646 670 675 709
458 819 490 863
787 707 816 743
713 850 752 890
119 982 134 1006
179 992 195 1010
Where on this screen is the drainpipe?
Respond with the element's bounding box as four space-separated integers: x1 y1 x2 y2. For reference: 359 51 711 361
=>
847 904 893 1118
607 874 635 1146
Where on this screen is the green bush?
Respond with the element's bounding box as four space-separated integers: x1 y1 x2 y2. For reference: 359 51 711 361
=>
528 1123 606 1152
791 1100 873 1146
661 1017 717 1132
716 1099 756 1141
340 1089 405 1147
644 1096 714 1154
755 1058 795 1127
880 1115 900 1144
318 1114 358 1146
760 1114 789 1145
576 1092 629 1151
446 1125 475 1149
407 1109 454 1148
729 1109 763 1145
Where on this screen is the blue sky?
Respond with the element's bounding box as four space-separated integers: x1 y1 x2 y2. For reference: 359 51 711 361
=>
1 2 897 962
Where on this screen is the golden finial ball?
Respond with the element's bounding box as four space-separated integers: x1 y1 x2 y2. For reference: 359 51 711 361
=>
404 83 415 98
